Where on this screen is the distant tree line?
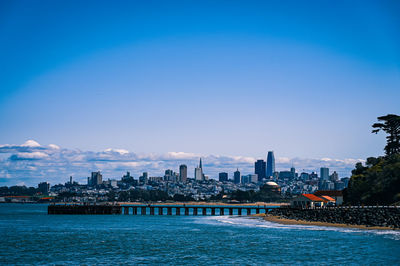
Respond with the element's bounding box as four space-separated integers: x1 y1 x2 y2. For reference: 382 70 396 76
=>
0 186 39 196
344 114 400 205
172 193 196 202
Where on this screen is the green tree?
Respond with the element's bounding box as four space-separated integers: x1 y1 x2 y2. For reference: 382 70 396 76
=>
118 191 129 201
344 155 400 205
0 186 39 196
107 190 117 201
372 114 400 156
173 194 195 202
344 114 400 205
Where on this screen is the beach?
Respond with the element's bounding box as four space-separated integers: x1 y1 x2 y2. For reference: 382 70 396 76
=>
261 214 396 230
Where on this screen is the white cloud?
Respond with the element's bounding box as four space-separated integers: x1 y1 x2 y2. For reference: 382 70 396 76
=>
111 161 152 168
0 139 363 186
165 152 199 159
276 157 291 163
231 156 256 164
10 152 49 160
21 140 41 147
48 144 60 149
104 148 129 155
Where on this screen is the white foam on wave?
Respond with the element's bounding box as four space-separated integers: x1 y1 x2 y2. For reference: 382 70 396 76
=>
193 216 400 241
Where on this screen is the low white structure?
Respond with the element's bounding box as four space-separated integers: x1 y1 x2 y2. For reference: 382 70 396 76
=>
291 194 325 208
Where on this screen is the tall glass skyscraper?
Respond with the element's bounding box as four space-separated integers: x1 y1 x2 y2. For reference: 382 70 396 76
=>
255 160 266 181
179 164 187 182
234 169 241 184
218 172 228 182
266 151 275 177
320 167 329 180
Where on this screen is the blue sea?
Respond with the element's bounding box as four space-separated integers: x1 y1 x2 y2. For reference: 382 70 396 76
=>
0 204 399 265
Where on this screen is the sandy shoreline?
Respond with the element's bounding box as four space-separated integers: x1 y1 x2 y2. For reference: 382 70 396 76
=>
258 214 397 230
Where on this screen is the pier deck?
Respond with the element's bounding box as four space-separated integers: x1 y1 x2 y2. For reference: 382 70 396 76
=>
48 203 275 215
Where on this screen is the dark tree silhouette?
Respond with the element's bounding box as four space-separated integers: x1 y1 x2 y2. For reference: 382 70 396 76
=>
344 114 400 205
372 114 400 156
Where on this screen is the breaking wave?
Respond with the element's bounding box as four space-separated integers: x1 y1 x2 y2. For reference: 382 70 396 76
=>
193 215 400 241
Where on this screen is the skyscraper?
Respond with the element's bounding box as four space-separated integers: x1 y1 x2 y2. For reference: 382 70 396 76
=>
266 151 275 177
195 167 203 181
195 158 204 181
164 169 177 181
255 159 266 181
250 174 258 183
290 167 296 178
139 172 148 183
330 171 338 181
219 172 228 182
320 167 329 180
179 164 187 182
90 171 102 186
122 171 132 181
38 182 50 194
234 169 241 184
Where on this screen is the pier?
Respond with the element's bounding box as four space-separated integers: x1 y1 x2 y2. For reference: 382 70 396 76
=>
48 203 275 215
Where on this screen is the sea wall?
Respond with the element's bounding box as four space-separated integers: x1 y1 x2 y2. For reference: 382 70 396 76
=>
269 207 400 229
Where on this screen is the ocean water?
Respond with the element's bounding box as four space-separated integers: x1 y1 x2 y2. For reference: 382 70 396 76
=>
0 204 399 265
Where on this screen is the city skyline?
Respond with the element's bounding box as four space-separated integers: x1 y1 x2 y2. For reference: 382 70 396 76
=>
0 139 361 186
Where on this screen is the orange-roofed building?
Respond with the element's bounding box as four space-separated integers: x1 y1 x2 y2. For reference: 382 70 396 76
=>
290 194 325 208
318 195 336 206
3 195 33 203
314 190 343 205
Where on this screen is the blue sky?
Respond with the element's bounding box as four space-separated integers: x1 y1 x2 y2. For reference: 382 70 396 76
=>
0 0 399 185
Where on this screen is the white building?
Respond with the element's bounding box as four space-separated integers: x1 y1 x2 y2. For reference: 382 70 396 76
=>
195 158 204 181
195 167 203 181
250 174 258 183
290 194 325 208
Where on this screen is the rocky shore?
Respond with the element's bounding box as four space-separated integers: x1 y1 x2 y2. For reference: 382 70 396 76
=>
267 207 400 229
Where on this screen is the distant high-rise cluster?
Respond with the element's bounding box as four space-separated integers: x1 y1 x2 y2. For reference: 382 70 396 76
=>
34 150 351 204
139 172 148 183
36 150 350 204
38 182 50 194
88 171 102 186
164 169 178 181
